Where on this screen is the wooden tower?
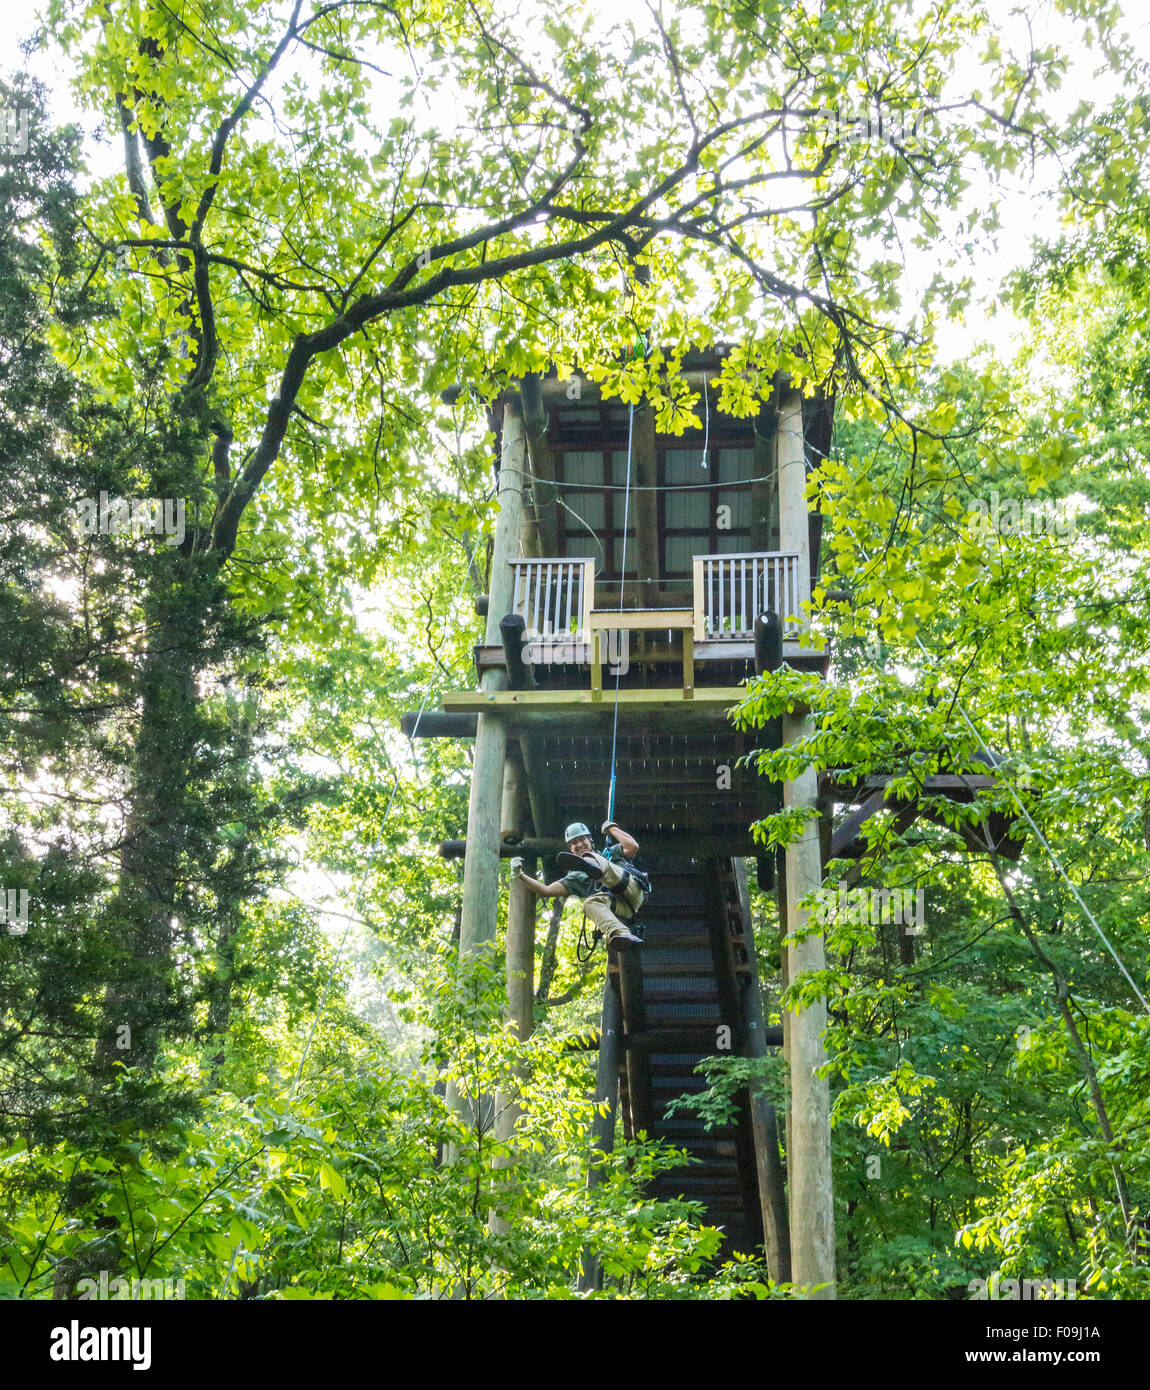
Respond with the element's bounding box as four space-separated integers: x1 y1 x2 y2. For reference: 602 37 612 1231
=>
409 348 838 1290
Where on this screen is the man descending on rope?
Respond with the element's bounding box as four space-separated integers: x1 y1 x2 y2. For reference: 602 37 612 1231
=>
512 820 648 953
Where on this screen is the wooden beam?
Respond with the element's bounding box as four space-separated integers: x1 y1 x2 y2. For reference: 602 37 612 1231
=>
442 687 746 713
442 688 763 738
401 711 477 739
828 772 997 800
470 638 825 674
829 788 892 860
536 370 721 408
588 607 693 630
441 834 772 859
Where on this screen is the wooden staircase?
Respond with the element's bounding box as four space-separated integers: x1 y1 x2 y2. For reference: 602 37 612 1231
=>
604 855 781 1258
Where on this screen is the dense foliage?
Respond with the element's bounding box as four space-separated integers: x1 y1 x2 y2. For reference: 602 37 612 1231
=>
2 0 1148 1300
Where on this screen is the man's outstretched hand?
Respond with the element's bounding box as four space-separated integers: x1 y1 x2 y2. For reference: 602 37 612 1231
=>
509 857 524 878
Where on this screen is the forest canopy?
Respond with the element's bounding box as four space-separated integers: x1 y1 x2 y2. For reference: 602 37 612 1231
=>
1 0 1149 1307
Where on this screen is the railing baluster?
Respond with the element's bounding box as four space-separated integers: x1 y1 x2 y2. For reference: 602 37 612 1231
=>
775 556 782 628
704 559 710 635
549 560 556 636
531 562 541 635
779 557 785 629
740 557 748 635
728 556 739 636
693 552 803 640
778 556 786 631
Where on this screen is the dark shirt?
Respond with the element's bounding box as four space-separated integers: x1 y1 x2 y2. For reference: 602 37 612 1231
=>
559 842 629 900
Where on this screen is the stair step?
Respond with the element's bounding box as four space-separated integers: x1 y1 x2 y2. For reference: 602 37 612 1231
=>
641 961 722 978
674 1141 739 1159
653 1180 746 1197
643 980 723 1001
637 947 714 966
658 1119 738 1135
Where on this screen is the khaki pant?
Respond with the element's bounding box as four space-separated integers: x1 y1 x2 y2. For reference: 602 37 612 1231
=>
583 853 644 917
581 892 631 943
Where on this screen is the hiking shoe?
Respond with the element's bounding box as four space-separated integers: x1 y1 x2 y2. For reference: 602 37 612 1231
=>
557 851 604 879
608 928 643 952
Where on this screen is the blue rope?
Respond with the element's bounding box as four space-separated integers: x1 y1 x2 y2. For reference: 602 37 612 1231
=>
606 400 635 825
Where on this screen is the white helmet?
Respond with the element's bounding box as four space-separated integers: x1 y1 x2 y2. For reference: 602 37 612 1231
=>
564 822 592 844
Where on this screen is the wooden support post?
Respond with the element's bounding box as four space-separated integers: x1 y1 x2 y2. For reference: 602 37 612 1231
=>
733 860 791 1282
499 613 534 690
450 397 526 1163
754 612 783 674
505 861 536 1042
489 831 535 1236
752 404 778 552
458 396 526 959
578 981 623 1291
633 404 660 605
501 756 535 1040
489 754 532 1235
503 750 539 1050
521 374 558 555
778 387 835 1297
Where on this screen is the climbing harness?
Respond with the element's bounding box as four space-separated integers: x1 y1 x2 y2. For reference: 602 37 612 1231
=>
605 858 651 919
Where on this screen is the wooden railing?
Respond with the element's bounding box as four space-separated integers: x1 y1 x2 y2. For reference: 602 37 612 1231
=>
692 552 804 641
509 557 594 636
